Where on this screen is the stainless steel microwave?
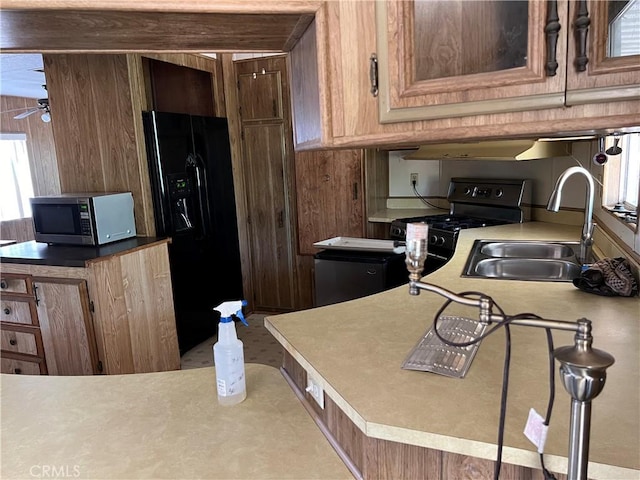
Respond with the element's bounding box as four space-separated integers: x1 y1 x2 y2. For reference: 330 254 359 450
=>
30 192 137 246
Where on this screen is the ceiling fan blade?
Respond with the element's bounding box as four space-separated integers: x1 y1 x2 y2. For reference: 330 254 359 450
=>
13 108 40 120
1 106 35 115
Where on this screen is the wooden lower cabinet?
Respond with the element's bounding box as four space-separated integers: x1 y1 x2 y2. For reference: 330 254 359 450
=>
282 351 567 480
34 277 99 375
0 239 180 375
1 357 44 375
0 273 48 375
0 273 96 375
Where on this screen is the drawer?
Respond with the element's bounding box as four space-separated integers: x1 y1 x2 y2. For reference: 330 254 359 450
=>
0 299 36 325
1 329 39 355
1 357 43 375
0 275 29 294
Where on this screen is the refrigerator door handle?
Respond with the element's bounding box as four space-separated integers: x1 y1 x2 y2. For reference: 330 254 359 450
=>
186 153 210 238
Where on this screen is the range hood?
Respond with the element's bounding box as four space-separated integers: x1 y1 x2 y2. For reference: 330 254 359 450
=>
403 139 572 161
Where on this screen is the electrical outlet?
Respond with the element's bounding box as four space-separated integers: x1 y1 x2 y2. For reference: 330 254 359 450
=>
410 173 418 186
305 374 325 409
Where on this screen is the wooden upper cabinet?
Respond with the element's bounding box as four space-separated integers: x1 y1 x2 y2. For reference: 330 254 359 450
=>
565 0 640 104
376 0 567 122
237 68 284 121
287 0 640 150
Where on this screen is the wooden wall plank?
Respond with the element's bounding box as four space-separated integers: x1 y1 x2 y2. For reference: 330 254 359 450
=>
43 53 152 236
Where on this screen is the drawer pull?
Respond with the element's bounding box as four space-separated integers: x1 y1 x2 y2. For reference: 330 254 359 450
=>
0 280 7 289
14 368 22 374
3 307 11 315
9 339 17 346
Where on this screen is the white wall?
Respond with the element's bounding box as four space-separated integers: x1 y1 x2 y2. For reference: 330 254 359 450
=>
388 141 595 207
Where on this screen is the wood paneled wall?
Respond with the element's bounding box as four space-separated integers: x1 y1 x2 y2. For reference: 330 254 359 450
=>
0 95 60 241
0 218 35 242
43 54 155 235
41 53 227 238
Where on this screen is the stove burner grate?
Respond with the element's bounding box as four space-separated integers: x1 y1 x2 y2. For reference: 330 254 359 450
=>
400 214 511 232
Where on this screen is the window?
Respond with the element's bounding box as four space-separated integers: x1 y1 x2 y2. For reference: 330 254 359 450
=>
608 0 640 57
0 133 34 221
603 132 639 227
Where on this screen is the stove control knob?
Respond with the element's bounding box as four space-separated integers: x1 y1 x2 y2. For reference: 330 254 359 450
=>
430 235 438 244
464 187 473 195
495 188 504 198
432 236 445 246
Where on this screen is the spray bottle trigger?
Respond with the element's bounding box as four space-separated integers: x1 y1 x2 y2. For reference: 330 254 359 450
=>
236 310 249 326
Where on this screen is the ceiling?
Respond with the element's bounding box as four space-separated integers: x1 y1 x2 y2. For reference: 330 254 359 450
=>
0 53 47 99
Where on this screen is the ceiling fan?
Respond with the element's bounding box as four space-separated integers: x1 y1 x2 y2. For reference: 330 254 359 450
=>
2 98 51 122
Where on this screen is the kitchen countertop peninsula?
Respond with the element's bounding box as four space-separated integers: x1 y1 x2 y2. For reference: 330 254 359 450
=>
0 237 170 267
0 365 352 479
265 222 640 479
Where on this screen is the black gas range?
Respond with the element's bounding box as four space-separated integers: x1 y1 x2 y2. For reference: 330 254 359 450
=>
390 177 531 266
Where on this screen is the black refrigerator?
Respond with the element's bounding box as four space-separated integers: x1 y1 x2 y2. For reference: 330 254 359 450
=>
142 111 243 355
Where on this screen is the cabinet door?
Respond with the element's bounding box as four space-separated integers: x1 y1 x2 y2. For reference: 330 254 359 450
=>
34 278 99 375
235 56 298 311
296 150 365 255
565 0 640 104
376 0 567 122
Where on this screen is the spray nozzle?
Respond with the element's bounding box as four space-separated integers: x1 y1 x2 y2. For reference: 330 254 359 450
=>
214 300 248 326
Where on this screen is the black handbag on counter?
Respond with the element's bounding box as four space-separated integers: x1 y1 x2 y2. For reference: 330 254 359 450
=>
573 257 639 297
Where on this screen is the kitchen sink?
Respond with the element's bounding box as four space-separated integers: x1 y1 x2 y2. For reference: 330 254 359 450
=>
479 241 576 259
463 240 583 282
473 258 582 280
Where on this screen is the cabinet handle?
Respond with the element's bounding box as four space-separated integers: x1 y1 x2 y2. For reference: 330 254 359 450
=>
544 0 560 76
573 0 590 72
369 53 378 97
9 338 17 346
0 280 7 289
3 307 11 315
14 368 22 374
277 210 284 229
353 182 359 200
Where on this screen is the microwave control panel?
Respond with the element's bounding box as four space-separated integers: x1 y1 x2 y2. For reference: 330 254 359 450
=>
78 201 93 236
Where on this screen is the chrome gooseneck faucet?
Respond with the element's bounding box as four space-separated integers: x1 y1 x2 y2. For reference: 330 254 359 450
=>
547 166 595 264
404 222 615 480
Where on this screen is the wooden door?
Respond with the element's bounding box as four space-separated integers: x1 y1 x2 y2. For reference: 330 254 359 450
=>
295 150 365 255
376 0 568 122
235 56 298 312
565 0 640 105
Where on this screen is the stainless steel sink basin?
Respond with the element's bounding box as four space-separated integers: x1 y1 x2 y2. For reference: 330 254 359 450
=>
463 239 583 282
474 258 582 280
479 241 576 259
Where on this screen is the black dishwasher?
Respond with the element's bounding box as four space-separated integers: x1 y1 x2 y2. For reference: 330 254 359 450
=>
314 249 408 307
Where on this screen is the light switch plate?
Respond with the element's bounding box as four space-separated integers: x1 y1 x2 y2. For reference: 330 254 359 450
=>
305 373 325 409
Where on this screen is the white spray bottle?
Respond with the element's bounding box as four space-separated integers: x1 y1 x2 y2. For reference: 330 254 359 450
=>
213 300 248 406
